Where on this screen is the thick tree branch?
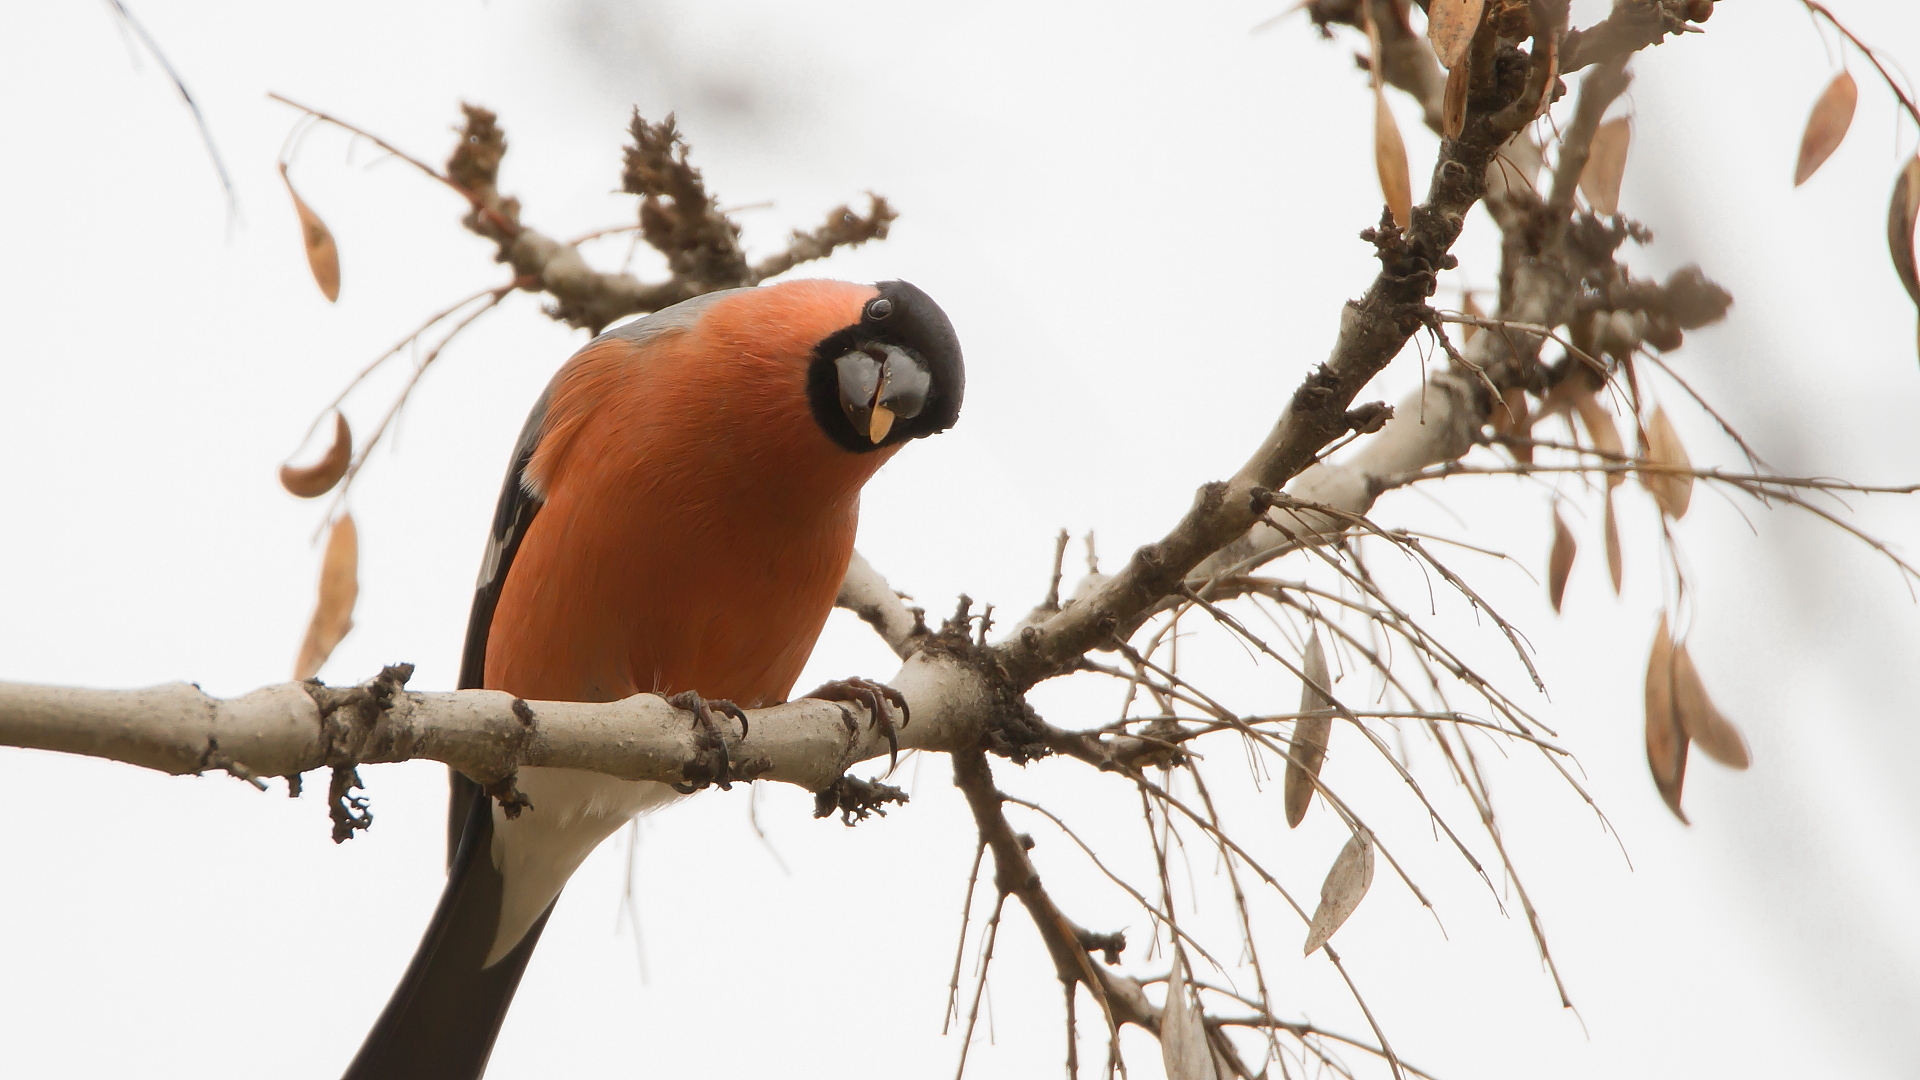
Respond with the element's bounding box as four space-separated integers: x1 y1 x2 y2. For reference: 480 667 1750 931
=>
1192 53 1648 580
0 646 1000 796
993 6 1708 665
991 43 1536 688
835 549 925 658
991 3 1700 687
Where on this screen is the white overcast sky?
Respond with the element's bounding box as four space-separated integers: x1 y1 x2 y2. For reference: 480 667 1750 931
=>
2 2 1918 1078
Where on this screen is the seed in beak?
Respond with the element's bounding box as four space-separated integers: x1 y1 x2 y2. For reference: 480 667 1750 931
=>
868 404 895 443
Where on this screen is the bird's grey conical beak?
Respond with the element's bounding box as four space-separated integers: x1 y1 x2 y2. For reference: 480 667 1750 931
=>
837 345 932 444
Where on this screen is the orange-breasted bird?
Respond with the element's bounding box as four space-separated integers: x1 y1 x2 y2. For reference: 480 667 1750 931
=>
341 278 963 1079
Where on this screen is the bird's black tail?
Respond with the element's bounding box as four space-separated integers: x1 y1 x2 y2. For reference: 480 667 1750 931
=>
342 787 557 1080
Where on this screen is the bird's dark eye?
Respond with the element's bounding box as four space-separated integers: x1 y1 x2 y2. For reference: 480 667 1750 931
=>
865 297 894 321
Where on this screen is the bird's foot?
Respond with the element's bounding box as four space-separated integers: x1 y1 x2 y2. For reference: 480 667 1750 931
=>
667 690 748 792
805 677 909 770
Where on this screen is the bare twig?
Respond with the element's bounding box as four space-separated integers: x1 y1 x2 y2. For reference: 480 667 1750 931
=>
106 0 236 212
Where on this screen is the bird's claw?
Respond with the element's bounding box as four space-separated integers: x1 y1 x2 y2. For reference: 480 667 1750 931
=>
667 690 747 792
805 677 908 771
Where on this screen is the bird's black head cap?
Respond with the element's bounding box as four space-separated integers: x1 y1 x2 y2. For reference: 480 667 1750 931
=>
808 279 965 453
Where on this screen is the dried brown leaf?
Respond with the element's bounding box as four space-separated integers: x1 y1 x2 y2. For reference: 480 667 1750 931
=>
1889 156 1920 312
1671 642 1750 769
281 165 340 303
1160 947 1222 1080
1502 386 1534 461
1574 392 1625 489
294 514 359 680
1461 292 1485 342
1374 87 1414 232
1303 829 1375 955
1579 117 1631 217
280 412 353 499
1644 615 1690 823
1442 55 1471 139
1640 405 1693 519
1427 0 1486 69
1548 507 1576 613
1284 631 1333 828
1603 487 1623 595
1490 385 1527 437
1794 71 1858 187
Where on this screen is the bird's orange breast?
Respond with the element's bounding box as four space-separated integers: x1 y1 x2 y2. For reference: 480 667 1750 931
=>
485 282 896 708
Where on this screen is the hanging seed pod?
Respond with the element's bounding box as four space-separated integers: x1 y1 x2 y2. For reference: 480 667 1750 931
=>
1159 948 1221 1080
1303 829 1375 955
1548 507 1576 613
1427 0 1486 70
1284 631 1334 828
1640 406 1693 519
1442 54 1471 139
281 164 341 302
1374 86 1413 231
1793 71 1857 187
293 514 359 680
1579 118 1631 217
1671 641 1750 769
1574 392 1625 489
280 412 352 498
1644 615 1690 823
1603 488 1623 595
1888 156 1920 360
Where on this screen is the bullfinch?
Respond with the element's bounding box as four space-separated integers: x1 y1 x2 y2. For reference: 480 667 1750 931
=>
341 278 964 1079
